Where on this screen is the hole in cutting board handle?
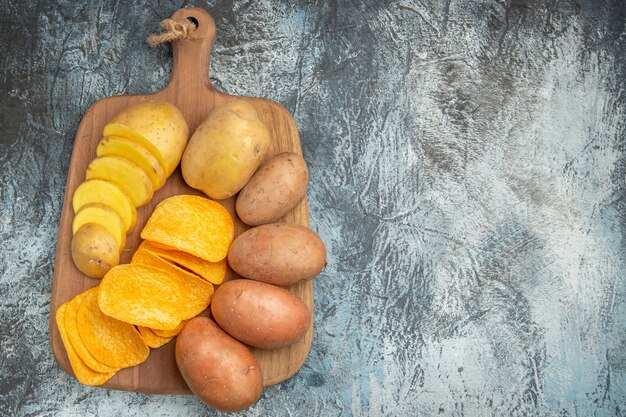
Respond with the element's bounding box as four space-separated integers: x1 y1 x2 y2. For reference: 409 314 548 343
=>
187 16 199 27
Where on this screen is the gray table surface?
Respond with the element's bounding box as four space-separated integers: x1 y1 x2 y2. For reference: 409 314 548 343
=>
1 1 625 416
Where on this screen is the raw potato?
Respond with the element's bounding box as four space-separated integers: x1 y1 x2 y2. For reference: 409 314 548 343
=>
72 179 137 233
236 152 309 225
97 136 166 190
105 100 189 176
104 123 167 174
228 223 326 286
176 317 263 412
71 223 120 278
211 280 311 349
86 156 154 207
181 100 270 199
72 204 125 252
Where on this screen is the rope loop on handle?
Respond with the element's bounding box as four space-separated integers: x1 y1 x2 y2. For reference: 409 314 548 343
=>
147 18 197 47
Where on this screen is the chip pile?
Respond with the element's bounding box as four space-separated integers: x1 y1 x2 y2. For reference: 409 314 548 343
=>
57 195 234 385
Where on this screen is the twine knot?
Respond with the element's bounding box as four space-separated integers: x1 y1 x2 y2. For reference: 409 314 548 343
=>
147 18 197 47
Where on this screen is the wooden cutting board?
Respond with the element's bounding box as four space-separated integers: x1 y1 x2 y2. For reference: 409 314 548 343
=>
49 7 313 394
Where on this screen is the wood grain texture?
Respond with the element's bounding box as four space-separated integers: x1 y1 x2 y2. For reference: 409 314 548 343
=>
48 7 313 394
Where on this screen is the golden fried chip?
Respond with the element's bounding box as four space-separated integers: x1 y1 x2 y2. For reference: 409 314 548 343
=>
56 302 116 386
98 264 214 330
64 290 119 373
132 245 212 286
136 326 173 348
140 195 234 262
151 320 187 338
139 240 226 285
76 289 149 369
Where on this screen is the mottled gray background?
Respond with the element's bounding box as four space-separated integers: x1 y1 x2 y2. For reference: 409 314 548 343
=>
1 0 625 416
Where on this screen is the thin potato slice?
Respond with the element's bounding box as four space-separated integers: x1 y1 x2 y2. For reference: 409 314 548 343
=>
72 203 126 251
56 303 116 386
72 179 137 233
140 196 234 262
103 122 168 176
98 264 214 330
64 290 119 373
86 156 154 207
97 136 166 190
151 320 187 338
76 289 149 369
136 326 173 348
139 240 226 285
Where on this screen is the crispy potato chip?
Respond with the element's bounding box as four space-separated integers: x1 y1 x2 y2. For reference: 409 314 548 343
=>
56 303 116 386
151 320 187 338
140 195 234 262
132 245 214 287
138 240 226 285
98 264 214 330
64 290 119 373
136 326 173 348
77 288 149 369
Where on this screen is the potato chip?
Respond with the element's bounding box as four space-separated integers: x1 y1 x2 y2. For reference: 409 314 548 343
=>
64 290 119 373
140 195 234 262
138 240 226 285
132 245 214 287
77 288 149 369
56 303 116 386
98 264 214 330
151 320 187 338
136 326 173 348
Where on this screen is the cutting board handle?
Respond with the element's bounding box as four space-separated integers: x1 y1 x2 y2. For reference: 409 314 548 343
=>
166 8 217 93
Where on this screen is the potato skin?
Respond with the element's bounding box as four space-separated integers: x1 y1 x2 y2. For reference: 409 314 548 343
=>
175 317 263 412
181 100 270 200
228 223 326 286
236 152 309 226
211 280 311 349
71 223 120 278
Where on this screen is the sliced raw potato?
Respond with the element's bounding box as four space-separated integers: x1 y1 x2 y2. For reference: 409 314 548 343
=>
71 224 120 279
138 240 226 285
86 156 154 207
76 289 149 369
97 136 166 190
64 290 119 373
103 122 167 175
137 326 173 348
140 195 234 262
105 101 189 176
72 204 125 251
98 264 214 330
72 179 137 233
151 320 187 338
56 302 116 386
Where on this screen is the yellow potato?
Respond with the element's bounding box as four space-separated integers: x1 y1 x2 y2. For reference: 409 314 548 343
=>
97 136 166 190
72 204 125 251
181 100 270 199
71 223 120 278
86 156 154 207
72 179 137 233
104 101 189 176
104 123 167 174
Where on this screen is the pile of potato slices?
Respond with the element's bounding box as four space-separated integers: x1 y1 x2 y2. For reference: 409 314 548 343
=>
57 195 233 385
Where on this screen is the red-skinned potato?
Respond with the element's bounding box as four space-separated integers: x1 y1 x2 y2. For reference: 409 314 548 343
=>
236 152 309 226
211 279 311 350
175 317 263 412
228 223 326 286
